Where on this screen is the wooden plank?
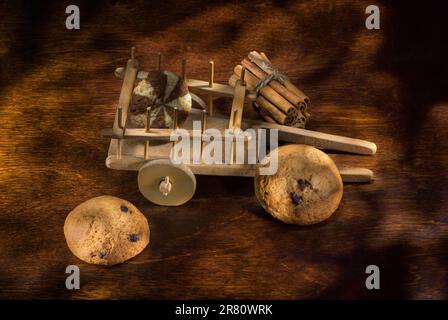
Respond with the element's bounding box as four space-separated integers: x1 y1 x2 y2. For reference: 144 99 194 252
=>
105 138 373 182
338 168 374 183
197 111 377 156
246 120 377 155
228 79 246 130
102 128 173 140
106 154 257 177
106 154 372 182
190 110 377 155
112 57 138 137
104 108 376 155
101 127 252 141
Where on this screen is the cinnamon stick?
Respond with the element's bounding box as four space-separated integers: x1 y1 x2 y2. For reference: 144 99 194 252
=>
292 117 306 128
260 52 271 64
259 108 276 123
291 110 309 128
233 65 297 116
248 51 310 105
255 95 287 124
229 74 292 125
241 58 306 110
229 73 299 126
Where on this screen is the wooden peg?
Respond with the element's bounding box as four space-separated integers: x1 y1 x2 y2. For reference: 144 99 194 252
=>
144 141 149 160
201 108 207 132
144 106 151 160
172 107 179 149
207 61 215 116
232 136 237 164
157 52 162 71
208 96 214 116
240 66 246 86
145 107 151 132
117 106 123 128
159 176 172 196
208 61 214 88
117 139 123 160
131 46 135 60
260 51 272 64
173 107 179 129
201 109 207 161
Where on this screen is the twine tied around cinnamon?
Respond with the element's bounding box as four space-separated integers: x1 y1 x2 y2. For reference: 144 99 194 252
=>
252 62 288 113
253 61 288 99
229 51 310 128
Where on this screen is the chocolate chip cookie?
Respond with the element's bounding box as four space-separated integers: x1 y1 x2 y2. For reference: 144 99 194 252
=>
255 144 343 225
64 195 150 265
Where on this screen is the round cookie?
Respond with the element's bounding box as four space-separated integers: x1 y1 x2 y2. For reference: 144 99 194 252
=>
255 144 343 225
129 70 191 129
64 196 150 265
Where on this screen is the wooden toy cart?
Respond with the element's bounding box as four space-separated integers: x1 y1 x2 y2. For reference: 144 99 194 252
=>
101 48 377 206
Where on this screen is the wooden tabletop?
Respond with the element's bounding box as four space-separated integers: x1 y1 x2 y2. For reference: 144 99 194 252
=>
0 0 447 299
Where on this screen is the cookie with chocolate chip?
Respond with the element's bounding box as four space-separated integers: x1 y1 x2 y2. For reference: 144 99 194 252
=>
129 70 191 128
254 144 343 225
64 196 150 265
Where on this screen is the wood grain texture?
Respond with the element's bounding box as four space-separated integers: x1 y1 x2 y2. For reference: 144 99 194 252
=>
0 0 447 299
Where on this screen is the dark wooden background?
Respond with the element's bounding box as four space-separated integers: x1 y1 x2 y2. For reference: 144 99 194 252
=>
0 0 447 299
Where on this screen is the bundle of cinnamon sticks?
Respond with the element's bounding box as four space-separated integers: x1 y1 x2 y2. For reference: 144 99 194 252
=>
229 51 310 128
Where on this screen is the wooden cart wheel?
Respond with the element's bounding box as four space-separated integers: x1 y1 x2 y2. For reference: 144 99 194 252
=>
254 144 343 225
138 159 196 206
